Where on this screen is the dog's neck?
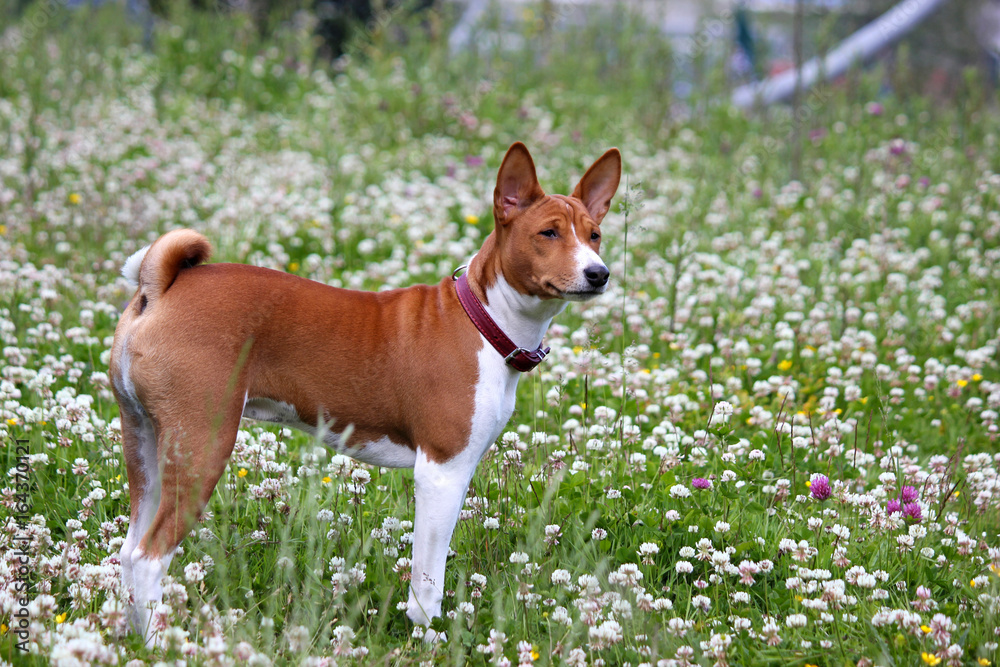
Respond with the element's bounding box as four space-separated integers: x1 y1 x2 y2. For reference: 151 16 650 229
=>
467 240 567 352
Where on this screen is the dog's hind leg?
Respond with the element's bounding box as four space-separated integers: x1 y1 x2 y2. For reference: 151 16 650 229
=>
118 406 160 635
129 387 246 647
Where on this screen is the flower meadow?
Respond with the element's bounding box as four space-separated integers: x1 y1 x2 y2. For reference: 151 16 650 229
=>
1 5 1000 667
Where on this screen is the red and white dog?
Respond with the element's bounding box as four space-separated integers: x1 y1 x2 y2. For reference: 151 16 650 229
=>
110 142 621 644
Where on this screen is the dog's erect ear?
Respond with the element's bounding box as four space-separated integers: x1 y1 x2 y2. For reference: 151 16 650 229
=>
571 148 622 225
494 142 545 225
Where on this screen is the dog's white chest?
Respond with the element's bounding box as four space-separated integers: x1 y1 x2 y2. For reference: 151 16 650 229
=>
469 343 521 458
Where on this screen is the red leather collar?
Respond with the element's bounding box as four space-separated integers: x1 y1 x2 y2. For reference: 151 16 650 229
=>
454 272 550 372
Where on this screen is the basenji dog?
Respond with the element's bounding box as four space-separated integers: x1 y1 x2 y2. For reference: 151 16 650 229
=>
109 142 621 644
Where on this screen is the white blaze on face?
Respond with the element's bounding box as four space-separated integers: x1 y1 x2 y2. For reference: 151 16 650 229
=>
571 223 608 295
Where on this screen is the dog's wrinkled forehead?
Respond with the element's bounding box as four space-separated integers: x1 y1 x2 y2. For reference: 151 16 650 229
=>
536 194 595 224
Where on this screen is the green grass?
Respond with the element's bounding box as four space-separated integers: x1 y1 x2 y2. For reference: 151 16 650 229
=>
0 2 999 665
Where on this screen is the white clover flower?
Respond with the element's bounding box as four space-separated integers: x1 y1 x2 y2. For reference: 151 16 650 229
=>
710 401 734 426
551 569 572 586
670 484 691 498
785 613 807 628
184 562 206 583
692 595 712 611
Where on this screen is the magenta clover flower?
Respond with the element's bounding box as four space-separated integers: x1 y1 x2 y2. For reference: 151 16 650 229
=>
809 474 831 501
692 478 712 490
903 502 922 523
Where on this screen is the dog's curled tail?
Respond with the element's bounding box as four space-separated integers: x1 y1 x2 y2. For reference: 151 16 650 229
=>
122 229 212 310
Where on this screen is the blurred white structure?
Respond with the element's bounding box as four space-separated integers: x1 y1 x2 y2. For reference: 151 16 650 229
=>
448 0 727 53
732 0 951 106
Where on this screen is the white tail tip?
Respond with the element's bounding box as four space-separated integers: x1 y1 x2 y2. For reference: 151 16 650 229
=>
121 245 151 291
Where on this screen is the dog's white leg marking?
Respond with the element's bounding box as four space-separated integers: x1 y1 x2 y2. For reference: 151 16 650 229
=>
131 548 175 647
115 342 164 637
406 448 474 631
119 412 160 633
407 342 519 638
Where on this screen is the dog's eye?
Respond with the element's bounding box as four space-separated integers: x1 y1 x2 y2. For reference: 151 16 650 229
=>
591 232 601 241
539 229 557 238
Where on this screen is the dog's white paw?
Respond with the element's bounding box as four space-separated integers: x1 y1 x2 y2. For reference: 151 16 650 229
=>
422 627 447 644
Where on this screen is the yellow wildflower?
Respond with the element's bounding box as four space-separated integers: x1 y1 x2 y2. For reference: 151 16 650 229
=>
977 659 991 666
973 373 983 382
5 418 17 426
322 476 332 484
957 379 968 388
56 612 67 624
777 359 792 372
237 468 248 478
288 262 300 272
921 625 931 634
68 193 81 204
922 653 941 666
0 225 6 235
465 214 479 225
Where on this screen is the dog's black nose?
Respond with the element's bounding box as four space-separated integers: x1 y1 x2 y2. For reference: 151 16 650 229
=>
584 264 610 288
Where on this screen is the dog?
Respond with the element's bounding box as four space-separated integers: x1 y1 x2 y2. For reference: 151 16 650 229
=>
109 142 621 644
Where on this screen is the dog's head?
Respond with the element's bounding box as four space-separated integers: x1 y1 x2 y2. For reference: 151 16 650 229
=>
489 142 621 302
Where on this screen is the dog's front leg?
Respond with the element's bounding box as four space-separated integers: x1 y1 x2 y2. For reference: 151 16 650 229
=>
406 447 475 639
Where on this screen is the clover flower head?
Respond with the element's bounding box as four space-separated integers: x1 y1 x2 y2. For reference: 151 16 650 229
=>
809 474 831 501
